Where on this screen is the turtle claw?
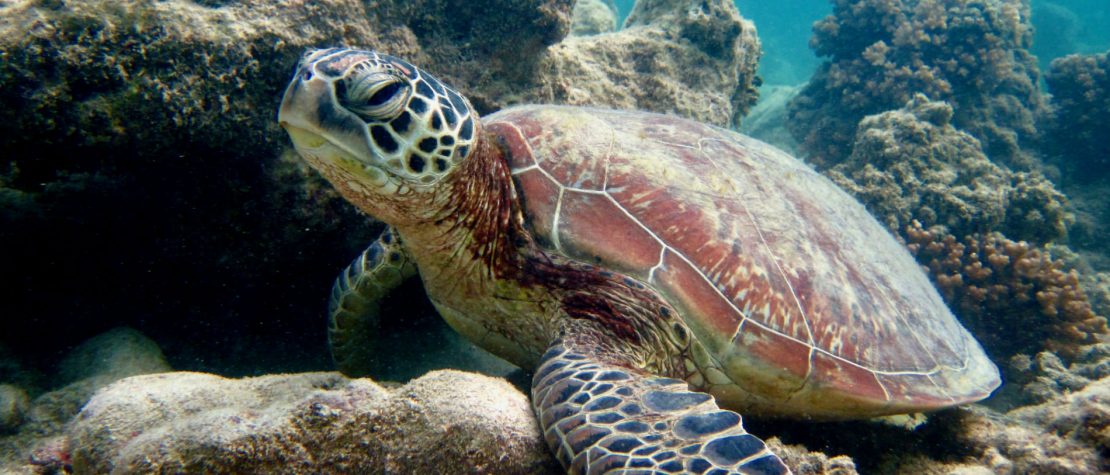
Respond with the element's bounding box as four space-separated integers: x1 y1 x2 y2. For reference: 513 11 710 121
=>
532 341 791 475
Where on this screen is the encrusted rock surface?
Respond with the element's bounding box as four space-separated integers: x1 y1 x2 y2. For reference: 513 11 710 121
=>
0 0 761 370
788 0 1044 169
570 0 617 36
1044 50 1109 182
766 438 858 475
65 370 557 474
0 328 172 474
56 327 170 388
530 0 762 128
0 385 29 434
825 94 1071 245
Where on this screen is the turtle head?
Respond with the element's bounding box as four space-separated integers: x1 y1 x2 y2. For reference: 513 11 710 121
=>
278 49 478 215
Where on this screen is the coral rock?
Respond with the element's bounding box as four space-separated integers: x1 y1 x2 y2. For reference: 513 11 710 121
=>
529 0 762 128
825 94 1071 245
766 438 858 475
1044 50 1110 182
56 327 170 388
66 370 559 474
570 0 617 36
788 0 1044 169
0 385 30 434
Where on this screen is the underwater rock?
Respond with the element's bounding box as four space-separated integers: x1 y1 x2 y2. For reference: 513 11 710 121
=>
570 0 617 36
66 370 558 474
934 380 1110 474
530 0 762 127
0 0 760 371
0 385 30 434
0 343 43 398
1011 343 1110 405
888 403 1105 475
56 327 169 388
788 0 1044 169
0 328 172 473
904 222 1107 363
825 94 1071 245
765 438 858 475
740 84 802 155
1044 50 1109 183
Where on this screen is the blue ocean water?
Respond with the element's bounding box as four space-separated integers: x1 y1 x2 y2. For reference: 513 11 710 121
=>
617 0 1110 86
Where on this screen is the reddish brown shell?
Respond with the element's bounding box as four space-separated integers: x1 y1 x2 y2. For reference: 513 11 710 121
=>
485 105 999 417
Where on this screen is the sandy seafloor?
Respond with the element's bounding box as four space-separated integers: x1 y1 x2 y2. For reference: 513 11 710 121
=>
1 0 1109 473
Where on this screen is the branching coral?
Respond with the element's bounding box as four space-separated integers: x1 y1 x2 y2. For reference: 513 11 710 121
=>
905 222 1107 360
1044 50 1110 183
788 0 1044 169
824 94 1070 245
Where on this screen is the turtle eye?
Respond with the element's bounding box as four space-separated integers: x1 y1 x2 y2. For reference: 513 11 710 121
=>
338 70 411 121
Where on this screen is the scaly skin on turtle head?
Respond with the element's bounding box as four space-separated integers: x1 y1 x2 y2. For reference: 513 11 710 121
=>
278 48 479 223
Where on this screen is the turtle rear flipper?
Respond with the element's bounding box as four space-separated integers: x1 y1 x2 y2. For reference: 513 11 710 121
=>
328 226 417 376
533 334 790 475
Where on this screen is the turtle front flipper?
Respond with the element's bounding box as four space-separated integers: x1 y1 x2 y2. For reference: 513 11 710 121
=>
328 226 417 376
532 336 790 475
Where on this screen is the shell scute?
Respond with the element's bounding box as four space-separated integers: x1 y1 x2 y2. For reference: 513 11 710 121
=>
557 191 662 273
487 105 1000 415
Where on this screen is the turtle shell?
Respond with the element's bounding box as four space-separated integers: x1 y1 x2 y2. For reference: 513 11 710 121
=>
485 105 1000 418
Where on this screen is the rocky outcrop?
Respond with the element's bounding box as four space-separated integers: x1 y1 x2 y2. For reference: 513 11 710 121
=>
0 385 29 434
1044 51 1109 182
787 0 1044 169
0 328 171 474
530 0 762 127
64 370 557 474
905 223 1107 362
0 0 762 373
825 94 1070 245
570 0 617 36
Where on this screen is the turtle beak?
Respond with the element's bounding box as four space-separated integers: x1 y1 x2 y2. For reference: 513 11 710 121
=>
277 63 377 168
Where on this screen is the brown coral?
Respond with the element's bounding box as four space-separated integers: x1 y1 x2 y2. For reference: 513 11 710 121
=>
905 221 1107 359
788 0 1044 169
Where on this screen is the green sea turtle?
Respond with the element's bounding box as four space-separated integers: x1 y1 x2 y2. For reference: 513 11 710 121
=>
278 48 1000 474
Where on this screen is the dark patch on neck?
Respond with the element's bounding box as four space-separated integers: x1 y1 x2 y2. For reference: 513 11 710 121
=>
562 293 641 343
439 132 654 346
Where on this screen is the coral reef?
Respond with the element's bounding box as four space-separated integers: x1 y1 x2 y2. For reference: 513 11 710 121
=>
532 0 762 127
788 0 1044 169
1044 50 1109 182
570 0 617 36
824 94 1071 245
1010 343 1110 404
890 401 1107 474
904 222 1107 360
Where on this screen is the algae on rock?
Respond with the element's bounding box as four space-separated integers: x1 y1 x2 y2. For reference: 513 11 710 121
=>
788 0 1045 169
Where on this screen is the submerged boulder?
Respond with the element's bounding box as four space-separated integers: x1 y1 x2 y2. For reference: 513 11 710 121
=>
67 370 558 474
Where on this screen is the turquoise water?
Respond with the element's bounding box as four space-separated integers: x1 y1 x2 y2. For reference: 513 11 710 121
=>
617 0 1110 86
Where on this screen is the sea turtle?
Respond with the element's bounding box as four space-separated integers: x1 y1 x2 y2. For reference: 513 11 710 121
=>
278 48 1001 474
